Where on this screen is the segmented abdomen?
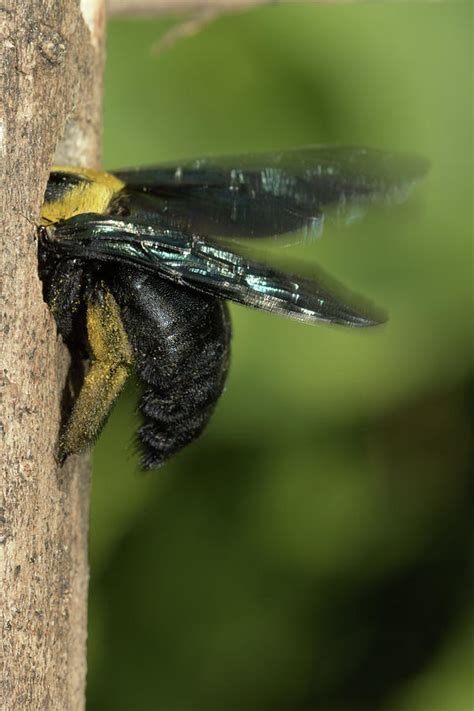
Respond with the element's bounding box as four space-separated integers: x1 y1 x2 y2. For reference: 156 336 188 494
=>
109 266 231 468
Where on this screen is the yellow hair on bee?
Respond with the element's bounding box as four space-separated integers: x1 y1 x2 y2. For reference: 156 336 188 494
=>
40 166 125 226
59 284 134 459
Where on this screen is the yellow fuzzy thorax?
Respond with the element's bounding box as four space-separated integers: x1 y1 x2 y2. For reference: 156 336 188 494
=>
40 166 125 226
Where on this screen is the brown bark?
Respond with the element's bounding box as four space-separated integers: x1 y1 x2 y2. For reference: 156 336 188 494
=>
1 1 105 708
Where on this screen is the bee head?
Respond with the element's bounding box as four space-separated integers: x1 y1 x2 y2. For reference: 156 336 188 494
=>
41 167 125 226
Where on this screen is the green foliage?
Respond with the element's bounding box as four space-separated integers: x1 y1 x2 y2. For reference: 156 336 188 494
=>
88 5 473 710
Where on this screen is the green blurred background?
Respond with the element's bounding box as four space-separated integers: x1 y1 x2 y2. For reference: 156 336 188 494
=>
88 4 473 710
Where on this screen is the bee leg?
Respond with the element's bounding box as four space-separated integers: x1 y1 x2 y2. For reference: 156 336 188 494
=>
40 256 86 343
58 281 134 462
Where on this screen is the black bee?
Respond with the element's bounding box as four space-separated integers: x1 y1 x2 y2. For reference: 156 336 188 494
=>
38 146 428 468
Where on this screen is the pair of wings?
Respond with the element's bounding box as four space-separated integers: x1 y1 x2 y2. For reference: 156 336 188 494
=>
49 146 429 327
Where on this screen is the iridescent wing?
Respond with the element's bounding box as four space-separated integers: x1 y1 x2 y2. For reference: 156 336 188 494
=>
114 145 429 240
45 145 428 328
45 212 382 327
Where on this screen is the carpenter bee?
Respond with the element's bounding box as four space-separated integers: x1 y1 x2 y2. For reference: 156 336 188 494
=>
38 146 428 469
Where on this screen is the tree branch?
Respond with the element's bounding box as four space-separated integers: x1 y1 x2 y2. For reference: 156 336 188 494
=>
1 1 105 708
107 0 438 17
107 0 439 51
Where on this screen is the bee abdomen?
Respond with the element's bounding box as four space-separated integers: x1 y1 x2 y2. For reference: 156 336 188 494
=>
108 267 231 469
138 410 212 469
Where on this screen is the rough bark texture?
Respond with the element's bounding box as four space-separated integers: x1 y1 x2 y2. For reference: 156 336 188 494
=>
1 1 105 708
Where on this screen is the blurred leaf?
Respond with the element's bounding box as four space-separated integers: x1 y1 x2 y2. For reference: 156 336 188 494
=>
90 5 473 710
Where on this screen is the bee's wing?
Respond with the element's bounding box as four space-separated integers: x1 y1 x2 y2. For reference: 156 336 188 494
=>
47 213 385 327
114 145 429 240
